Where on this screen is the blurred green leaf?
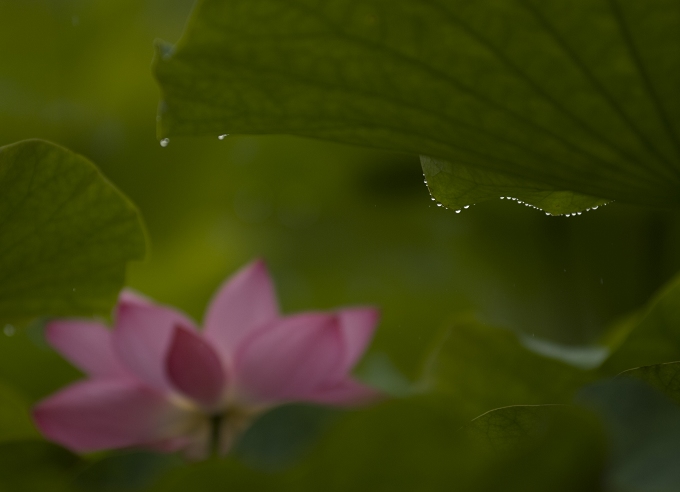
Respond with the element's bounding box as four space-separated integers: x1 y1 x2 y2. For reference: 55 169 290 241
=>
619 362 680 406
422 156 610 215
462 404 606 491
0 440 81 492
0 381 38 442
73 450 181 492
150 396 606 492
600 272 680 375
154 0 680 209
578 379 680 492
233 404 338 471
465 404 575 450
301 396 605 492
424 318 593 418
0 139 146 327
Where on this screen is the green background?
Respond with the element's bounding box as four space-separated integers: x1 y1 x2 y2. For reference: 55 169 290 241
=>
2 1 680 490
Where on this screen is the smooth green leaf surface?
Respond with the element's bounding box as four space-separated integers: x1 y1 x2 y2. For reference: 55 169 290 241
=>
0 140 146 326
600 272 680 375
154 0 680 209
424 319 592 418
422 156 610 215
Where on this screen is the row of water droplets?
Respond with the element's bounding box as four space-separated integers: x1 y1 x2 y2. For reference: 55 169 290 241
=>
160 134 230 147
499 196 607 216
423 176 473 213
423 174 609 216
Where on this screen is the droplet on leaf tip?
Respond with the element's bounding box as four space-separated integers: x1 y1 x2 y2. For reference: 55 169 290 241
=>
218 134 229 140
160 138 170 147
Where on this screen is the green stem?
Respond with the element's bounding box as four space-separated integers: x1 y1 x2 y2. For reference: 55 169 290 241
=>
209 414 223 458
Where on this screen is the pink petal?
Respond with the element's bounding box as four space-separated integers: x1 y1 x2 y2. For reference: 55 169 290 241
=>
234 313 346 403
33 379 188 453
165 325 227 407
306 378 384 407
204 260 279 360
112 297 198 394
118 289 154 307
336 308 380 374
45 321 129 379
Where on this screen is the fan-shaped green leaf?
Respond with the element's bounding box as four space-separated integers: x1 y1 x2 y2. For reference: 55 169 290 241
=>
154 0 680 209
0 140 147 326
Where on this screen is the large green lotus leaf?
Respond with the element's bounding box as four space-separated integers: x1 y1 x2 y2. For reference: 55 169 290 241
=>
0 140 146 327
422 156 610 215
149 397 605 492
424 318 593 418
154 0 680 210
600 272 680 375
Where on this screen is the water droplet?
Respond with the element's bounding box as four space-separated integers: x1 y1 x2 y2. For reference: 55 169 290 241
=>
3 324 15 337
464 205 469 209
436 203 442 207
160 138 170 147
500 197 505 200
455 210 461 213
431 197 435 201
592 206 598 210
218 134 229 140
545 213 550 216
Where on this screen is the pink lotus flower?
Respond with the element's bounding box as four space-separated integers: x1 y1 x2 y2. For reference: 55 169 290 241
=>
33 260 381 459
